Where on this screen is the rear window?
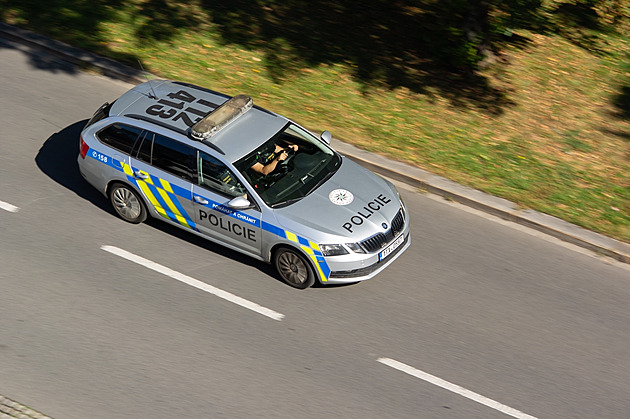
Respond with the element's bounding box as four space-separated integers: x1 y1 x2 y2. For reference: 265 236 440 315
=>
96 123 142 155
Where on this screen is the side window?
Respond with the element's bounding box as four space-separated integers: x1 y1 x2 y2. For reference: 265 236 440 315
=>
97 123 142 155
150 133 195 181
135 131 153 164
198 152 247 198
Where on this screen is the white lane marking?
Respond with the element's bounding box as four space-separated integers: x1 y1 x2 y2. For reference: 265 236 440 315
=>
0 200 19 213
377 358 538 419
101 245 284 321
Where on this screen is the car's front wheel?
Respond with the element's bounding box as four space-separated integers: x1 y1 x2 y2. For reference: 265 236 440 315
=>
274 247 315 289
109 183 147 224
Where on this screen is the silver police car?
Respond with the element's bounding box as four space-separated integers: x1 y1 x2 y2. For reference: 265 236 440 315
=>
78 80 410 288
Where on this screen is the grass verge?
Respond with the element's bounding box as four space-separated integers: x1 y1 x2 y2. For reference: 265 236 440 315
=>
2 0 628 242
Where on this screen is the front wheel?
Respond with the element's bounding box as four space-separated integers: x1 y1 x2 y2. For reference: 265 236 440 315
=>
274 247 315 289
109 183 147 224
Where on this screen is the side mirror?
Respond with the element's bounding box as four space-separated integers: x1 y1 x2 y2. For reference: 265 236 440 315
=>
227 196 252 210
320 130 332 144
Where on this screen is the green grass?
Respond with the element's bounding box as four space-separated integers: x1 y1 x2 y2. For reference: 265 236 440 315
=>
2 0 628 242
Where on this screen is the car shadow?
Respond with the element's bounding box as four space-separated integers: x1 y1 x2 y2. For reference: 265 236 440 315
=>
35 119 112 214
34 120 343 289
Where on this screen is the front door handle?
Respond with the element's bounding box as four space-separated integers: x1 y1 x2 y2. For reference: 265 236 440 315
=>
194 196 208 205
133 171 149 180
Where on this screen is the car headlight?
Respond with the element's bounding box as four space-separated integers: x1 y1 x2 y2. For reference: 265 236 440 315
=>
345 242 365 254
319 243 349 256
319 243 366 256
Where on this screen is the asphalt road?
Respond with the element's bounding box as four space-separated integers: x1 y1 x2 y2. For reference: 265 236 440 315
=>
1 36 629 419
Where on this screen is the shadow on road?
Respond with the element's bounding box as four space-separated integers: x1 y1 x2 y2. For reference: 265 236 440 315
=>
35 120 111 213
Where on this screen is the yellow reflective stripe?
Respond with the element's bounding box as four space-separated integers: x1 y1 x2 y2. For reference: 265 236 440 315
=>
137 180 170 220
283 229 327 281
156 187 192 229
286 231 298 243
121 162 134 176
300 245 327 282
143 172 154 186
156 207 170 220
122 165 191 229
137 180 160 208
160 178 174 193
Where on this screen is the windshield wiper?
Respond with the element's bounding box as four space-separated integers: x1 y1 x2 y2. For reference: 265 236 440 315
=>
271 197 305 208
304 169 335 197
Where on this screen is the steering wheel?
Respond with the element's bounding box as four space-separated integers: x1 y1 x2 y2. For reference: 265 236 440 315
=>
277 148 296 173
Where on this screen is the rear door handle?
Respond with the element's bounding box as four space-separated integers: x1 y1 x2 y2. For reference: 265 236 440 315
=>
194 196 208 205
133 171 149 180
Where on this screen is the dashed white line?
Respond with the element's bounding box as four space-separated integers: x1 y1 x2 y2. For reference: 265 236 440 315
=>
101 245 284 321
0 200 19 213
377 357 538 419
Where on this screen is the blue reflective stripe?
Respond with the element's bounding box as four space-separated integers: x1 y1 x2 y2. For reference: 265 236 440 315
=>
262 221 286 238
262 221 330 281
167 188 196 226
198 200 260 227
144 182 180 224
170 183 190 199
316 256 331 278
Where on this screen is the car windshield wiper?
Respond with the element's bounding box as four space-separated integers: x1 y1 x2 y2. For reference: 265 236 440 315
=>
304 168 335 197
270 196 305 208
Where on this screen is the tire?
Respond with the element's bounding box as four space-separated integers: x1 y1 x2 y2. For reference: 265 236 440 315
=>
109 183 147 224
274 247 316 289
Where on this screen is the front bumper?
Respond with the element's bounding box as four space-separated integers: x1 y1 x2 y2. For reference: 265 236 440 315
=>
323 232 411 284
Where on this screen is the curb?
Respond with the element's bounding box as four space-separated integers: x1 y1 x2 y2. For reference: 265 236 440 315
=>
0 22 145 84
2 22 628 264
333 141 630 264
0 395 53 419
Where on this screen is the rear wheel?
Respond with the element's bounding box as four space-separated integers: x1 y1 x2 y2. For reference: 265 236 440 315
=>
274 247 315 289
109 183 147 224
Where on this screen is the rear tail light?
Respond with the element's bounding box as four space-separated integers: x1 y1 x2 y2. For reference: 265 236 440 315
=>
79 136 90 159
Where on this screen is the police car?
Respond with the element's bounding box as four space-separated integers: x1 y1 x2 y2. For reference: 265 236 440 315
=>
78 80 410 288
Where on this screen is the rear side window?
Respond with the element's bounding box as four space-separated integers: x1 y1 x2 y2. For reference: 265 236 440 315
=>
97 123 142 155
134 131 153 164
150 133 196 182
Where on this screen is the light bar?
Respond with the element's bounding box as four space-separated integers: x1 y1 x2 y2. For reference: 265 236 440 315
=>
191 94 253 140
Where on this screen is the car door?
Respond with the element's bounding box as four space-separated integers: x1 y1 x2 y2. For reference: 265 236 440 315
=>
192 150 262 257
128 131 196 231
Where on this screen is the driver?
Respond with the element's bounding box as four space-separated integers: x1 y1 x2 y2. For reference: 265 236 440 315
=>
250 139 298 176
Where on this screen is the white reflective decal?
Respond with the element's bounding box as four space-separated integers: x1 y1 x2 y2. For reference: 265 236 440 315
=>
329 189 354 206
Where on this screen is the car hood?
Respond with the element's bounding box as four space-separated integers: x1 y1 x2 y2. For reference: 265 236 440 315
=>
274 158 401 241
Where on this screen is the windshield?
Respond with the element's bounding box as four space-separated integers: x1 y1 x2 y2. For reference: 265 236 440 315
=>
235 123 341 207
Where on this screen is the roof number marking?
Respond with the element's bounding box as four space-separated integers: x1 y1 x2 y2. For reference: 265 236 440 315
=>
144 89 217 127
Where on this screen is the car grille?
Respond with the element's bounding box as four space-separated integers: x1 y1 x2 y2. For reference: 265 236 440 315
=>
359 208 405 253
330 234 408 278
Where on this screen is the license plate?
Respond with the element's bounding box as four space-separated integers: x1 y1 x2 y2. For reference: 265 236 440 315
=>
379 234 405 261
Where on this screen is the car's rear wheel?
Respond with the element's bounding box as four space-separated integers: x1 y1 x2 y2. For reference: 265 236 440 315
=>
109 183 147 224
274 247 315 289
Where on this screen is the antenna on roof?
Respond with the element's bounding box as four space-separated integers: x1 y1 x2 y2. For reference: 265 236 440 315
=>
138 60 158 99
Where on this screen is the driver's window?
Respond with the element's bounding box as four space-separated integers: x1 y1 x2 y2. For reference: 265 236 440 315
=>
198 151 247 198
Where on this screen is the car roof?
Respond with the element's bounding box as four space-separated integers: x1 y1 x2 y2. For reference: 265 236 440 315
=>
110 80 288 162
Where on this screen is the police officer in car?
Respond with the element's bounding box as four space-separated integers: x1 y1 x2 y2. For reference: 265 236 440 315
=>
250 140 298 176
